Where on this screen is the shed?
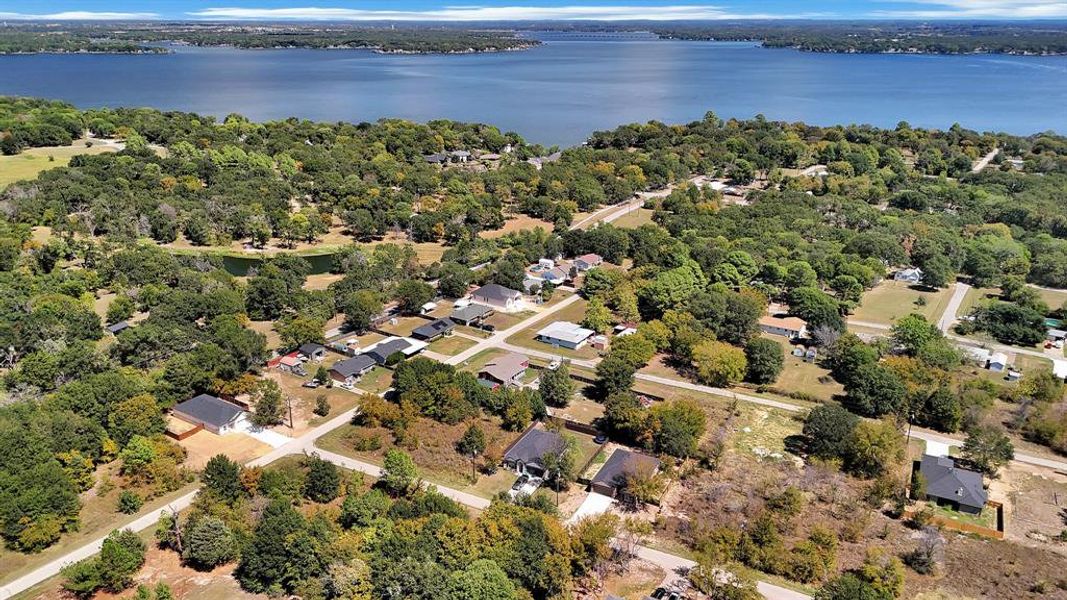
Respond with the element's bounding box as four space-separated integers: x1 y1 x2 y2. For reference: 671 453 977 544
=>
172 394 245 435
298 343 327 361
988 352 1008 372
106 321 130 335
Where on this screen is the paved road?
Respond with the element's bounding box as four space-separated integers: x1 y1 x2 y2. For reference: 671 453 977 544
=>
971 147 1001 174
938 281 971 333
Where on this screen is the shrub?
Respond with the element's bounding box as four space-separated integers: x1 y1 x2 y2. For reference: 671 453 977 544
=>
116 490 144 514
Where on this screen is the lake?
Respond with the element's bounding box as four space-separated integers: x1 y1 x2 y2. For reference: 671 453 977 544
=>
2 33 1066 146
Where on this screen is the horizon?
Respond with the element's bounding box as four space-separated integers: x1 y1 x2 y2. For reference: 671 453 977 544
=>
5 0 1067 22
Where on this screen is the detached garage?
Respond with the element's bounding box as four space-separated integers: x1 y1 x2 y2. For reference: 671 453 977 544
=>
172 393 246 435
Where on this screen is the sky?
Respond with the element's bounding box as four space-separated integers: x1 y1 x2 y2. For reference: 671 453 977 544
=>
3 0 1067 21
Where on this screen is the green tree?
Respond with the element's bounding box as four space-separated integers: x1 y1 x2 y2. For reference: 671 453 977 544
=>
116 491 143 514
843 363 906 417
595 354 636 397
340 290 382 333
381 448 418 496
395 280 435 315
744 337 784 384
303 454 341 503
538 362 575 407
803 404 860 461
446 559 518 600
108 393 166 446
250 379 285 427
202 454 242 502
845 419 905 479
582 297 612 334
961 424 1014 476
276 315 325 350
456 423 488 480
184 516 238 569
648 398 707 458
692 340 747 387
98 528 147 592
890 313 939 355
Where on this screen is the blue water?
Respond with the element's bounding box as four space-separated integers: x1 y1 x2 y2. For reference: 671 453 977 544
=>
2 35 1066 146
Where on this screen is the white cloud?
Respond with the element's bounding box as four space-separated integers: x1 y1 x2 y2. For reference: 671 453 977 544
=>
188 5 788 21
875 0 1067 18
0 11 159 20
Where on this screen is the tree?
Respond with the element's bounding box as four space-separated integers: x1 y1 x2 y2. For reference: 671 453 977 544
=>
184 516 238 569
341 290 382 333
250 379 285 427
116 491 143 514
691 558 761 600
381 448 418 495
538 362 575 407
961 424 1014 476
303 454 340 503
340 489 392 528
541 433 581 496
596 354 635 397
692 340 747 387
202 454 242 502
446 559 518 600
648 398 706 458
858 548 905 599
108 393 166 446
581 297 612 334
744 338 784 384
845 419 905 479
396 280 435 315
814 573 891 600
98 528 147 592
788 287 844 332
313 394 330 416
803 404 859 460
843 363 906 417
974 302 1047 346
570 512 620 581
236 497 317 593
438 263 472 298
456 423 488 480
106 294 136 324
890 313 939 355
276 315 325 349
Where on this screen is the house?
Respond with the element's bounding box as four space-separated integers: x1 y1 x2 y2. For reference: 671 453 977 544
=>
451 303 495 326
471 284 523 312
574 253 603 271
537 321 595 350
423 152 448 165
522 277 544 294
364 337 428 365
894 267 924 285
411 318 456 341
988 351 1008 372
503 427 564 477
918 454 987 514
614 323 638 337
298 343 327 362
105 321 130 335
278 353 306 375
172 393 245 435
330 355 377 386
589 449 662 498
450 150 471 163
759 315 808 340
478 352 529 389
1048 328 1067 343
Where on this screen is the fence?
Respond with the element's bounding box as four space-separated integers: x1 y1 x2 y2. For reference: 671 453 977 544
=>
903 500 1005 540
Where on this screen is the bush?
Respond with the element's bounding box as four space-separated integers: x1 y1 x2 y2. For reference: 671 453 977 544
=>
116 490 144 514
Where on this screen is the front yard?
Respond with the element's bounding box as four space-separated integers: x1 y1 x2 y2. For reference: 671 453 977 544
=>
852 280 953 326
427 334 478 356
506 298 601 360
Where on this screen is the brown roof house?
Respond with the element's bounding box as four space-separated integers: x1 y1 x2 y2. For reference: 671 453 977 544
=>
759 314 808 340
478 352 529 389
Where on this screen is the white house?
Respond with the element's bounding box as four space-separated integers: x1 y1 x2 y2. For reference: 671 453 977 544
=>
894 267 924 285
471 284 523 312
172 394 245 435
988 352 1009 372
537 321 595 350
574 253 603 272
758 315 808 340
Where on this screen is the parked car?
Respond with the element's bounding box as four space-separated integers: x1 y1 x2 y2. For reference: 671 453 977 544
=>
302 380 320 389
593 433 608 444
511 474 529 491
651 589 667 599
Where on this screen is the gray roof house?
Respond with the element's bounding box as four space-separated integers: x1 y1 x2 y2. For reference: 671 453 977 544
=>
299 342 327 361
411 318 456 341
451 303 495 325
471 284 522 311
919 454 988 514
424 152 448 164
172 393 245 435
503 428 564 477
590 449 662 498
330 355 377 384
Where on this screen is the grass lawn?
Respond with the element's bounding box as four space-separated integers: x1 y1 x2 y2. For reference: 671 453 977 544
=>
731 406 804 459
957 286 1000 319
377 315 427 337
1032 286 1067 311
765 336 844 402
0 142 117 189
247 319 283 351
428 335 477 356
316 417 520 499
455 348 510 373
506 298 601 360
480 214 555 239
925 502 998 530
353 366 394 394
549 396 605 425
485 311 531 330
456 325 492 339
1014 353 1054 374
610 207 655 229
852 280 953 326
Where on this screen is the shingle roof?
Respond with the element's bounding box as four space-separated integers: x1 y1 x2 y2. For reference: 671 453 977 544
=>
504 428 564 469
412 318 455 340
451 303 494 322
367 338 412 363
331 355 376 378
591 449 661 491
759 314 808 332
479 352 528 383
920 454 987 510
299 342 325 356
473 283 521 302
105 321 130 334
173 394 244 429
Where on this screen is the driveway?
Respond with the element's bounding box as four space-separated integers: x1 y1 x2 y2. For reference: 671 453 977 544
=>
566 492 615 525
